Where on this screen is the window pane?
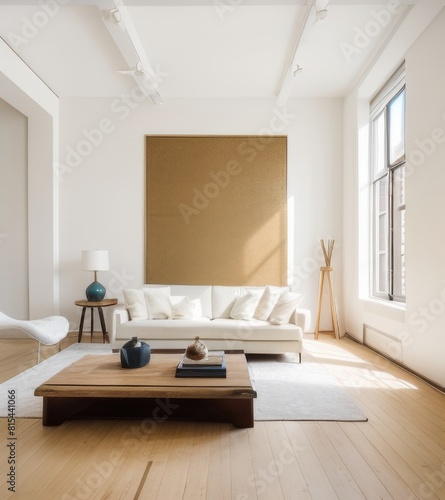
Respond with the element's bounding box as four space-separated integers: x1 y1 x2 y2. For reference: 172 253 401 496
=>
378 214 387 252
379 254 388 292
392 166 405 297
389 90 405 165
372 112 386 176
378 173 387 213
374 176 388 294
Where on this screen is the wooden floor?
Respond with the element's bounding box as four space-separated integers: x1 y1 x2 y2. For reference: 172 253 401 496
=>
1 333 445 499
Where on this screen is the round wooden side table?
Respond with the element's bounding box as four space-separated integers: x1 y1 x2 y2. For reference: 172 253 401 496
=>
75 298 118 343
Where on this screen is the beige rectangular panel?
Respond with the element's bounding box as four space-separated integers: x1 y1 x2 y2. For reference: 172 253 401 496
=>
146 135 287 286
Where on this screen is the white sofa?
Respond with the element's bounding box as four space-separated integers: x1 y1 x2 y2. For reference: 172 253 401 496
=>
111 284 310 362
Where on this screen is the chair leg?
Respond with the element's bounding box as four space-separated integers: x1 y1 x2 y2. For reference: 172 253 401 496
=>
37 342 41 364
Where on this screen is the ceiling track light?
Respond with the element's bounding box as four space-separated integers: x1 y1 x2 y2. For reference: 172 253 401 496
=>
139 73 163 104
277 65 303 106
118 64 164 105
102 4 163 105
118 61 145 76
316 8 328 21
148 89 163 105
276 0 328 106
102 8 122 25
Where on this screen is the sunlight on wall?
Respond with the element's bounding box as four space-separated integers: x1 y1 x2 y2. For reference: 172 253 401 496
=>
243 210 286 285
287 196 295 286
358 101 371 300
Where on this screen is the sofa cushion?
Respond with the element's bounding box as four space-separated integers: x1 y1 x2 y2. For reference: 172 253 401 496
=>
212 286 240 318
122 289 148 321
254 286 281 321
229 292 261 320
170 296 195 319
143 287 171 319
212 286 264 319
169 285 213 318
268 291 303 325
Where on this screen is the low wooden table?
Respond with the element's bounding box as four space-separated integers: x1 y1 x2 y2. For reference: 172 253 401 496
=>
34 352 257 428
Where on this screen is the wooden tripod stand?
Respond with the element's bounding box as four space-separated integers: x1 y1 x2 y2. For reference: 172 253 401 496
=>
314 239 340 340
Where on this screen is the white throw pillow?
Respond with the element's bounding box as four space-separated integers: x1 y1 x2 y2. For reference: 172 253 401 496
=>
170 296 195 319
268 291 303 325
143 287 172 319
254 286 280 321
230 292 261 320
122 289 148 321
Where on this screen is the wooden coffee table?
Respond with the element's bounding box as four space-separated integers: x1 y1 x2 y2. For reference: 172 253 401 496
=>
34 352 257 428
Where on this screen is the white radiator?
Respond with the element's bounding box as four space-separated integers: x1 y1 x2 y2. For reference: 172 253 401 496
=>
363 325 403 363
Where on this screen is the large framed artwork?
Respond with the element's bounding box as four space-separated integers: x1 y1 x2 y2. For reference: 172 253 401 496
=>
145 135 287 286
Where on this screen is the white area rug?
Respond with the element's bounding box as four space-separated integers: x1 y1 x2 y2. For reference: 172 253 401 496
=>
248 354 368 422
0 345 367 421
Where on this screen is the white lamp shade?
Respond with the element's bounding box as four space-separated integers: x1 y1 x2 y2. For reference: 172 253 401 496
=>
81 250 109 271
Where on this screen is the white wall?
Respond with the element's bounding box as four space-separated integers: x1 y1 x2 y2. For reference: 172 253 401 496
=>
0 38 60 319
343 6 445 387
0 99 28 318
58 96 343 332
403 8 445 384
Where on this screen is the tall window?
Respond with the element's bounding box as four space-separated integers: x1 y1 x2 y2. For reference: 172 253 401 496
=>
370 65 406 302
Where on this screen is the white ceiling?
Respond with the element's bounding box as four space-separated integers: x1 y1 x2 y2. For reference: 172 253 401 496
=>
0 1 415 101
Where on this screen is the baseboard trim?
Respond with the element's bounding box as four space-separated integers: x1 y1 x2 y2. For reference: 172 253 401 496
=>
344 332 445 395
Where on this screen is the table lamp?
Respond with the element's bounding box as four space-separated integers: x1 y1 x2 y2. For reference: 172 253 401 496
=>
81 250 109 302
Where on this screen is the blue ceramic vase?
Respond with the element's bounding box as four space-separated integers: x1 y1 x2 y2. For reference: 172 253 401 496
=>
120 336 151 368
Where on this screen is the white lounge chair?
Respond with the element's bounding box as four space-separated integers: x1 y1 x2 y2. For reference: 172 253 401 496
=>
0 311 69 362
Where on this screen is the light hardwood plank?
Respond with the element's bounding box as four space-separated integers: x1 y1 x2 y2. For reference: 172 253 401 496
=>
205 422 233 500
182 422 213 499
134 420 180 500
264 421 311 500
283 421 339 499
230 428 258 499
321 421 392 499
37 420 117 500
247 421 285 499
0 339 39 382
152 421 196 499
301 421 366 499
339 421 419 499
